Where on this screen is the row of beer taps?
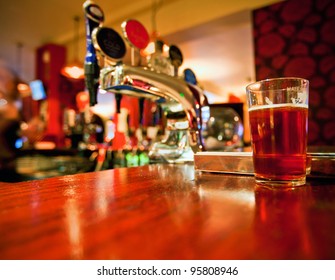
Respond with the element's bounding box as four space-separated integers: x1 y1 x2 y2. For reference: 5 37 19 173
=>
82 0 210 162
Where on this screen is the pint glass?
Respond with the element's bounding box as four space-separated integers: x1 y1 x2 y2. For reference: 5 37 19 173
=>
246 77 309 187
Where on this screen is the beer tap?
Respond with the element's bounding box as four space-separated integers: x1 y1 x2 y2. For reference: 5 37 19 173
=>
84 5 210 162
148 40 173 75
121 19 150 67
121 19 150 125
169 45 183 77
92 26 126 113
183 68 198 86
83 0 104 106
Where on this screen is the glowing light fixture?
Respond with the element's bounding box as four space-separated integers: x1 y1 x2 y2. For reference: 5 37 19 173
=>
61 64 84 79
17 82 31 96
61 16 84 80
14 42 31 96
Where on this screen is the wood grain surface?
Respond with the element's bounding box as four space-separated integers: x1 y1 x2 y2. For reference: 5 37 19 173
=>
1 164 335 260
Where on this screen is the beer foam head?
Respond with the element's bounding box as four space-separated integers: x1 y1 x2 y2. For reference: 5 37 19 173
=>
248 103 308 111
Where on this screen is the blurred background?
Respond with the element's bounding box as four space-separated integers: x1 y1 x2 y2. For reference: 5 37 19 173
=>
0 0 334 181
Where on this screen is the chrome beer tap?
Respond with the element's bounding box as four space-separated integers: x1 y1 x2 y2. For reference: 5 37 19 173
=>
100 64 209 162
83 1 209 162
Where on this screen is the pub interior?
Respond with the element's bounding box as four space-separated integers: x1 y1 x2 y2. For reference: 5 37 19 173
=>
0 0 335 260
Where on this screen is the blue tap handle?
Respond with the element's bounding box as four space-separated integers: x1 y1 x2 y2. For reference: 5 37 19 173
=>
83 0 104 105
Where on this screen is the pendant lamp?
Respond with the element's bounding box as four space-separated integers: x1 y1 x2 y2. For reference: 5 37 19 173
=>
61 16 84 80
15 42 31 96
141 0 169 57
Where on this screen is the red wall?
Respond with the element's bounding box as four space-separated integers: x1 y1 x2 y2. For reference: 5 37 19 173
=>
36 44 66 146
253 0 335 145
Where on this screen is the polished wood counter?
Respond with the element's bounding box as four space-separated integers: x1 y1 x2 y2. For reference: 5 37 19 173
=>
1 164 335 260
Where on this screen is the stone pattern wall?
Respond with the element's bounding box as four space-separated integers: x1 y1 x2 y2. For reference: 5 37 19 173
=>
252 0 335 145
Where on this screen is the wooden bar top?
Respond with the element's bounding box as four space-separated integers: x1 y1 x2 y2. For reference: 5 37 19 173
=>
1 164 335 260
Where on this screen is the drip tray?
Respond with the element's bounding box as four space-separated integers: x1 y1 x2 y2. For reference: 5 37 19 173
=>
194 152 335 179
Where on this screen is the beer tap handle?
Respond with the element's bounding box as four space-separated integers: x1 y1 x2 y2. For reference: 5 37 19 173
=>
121 19 149 66
183 68 198 86
83 0 104 106
169 45 183 77
92 27 126 114
92 27 126 62
121 19 149 126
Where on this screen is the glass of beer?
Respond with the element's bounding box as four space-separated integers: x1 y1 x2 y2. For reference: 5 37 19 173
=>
246 77 309 187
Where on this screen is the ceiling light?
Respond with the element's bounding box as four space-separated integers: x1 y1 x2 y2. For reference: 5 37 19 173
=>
61 63 84 79
61 16 84 80
17 82 31 96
